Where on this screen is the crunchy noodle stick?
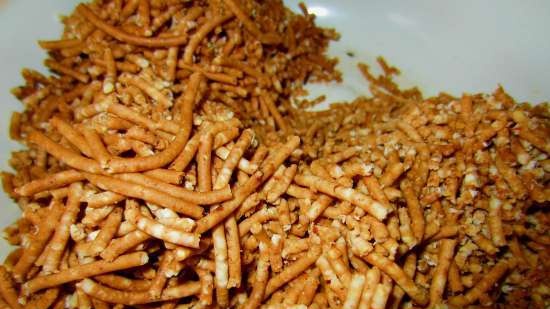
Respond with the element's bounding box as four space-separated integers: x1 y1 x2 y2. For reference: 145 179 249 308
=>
379 163 404 188
27 130 102 173
225 215 241 288
221 0 262 37
166 47 178 82
198 127 229 307
77 4 189 47
33 187 69 200
50 116 93 157
214 127 240 148
82 128 110 168
514 127 550 154
93 274 151 292
42 182 83 274
100 230 151 262
265 244 322 298
119 74 172 110
347 226 374 257
12 201 64 281
325 147 361 164
168 132 200 172
84 173 202 219
212 222 229 306
137 0 151 34
45 59 89 83
149 251 174 299
119 128 158 148
182 13 234 64
214 56 268 84
269 234 284 273
82 208 122 257
510 135 531 165
76 288 92 309
429 239 457 307
102 47 116 94
287 184 316 200
1 173 16 199
15 170 83 197
371 275 392 309
116 173 232 205
448 259 509 306
316 254 346 300
258 136 299 178
362 176 390 206
177 62 238 85
296 269 320 306
398 206 417 250
73 94 111 120
383 187 402 201
0 265 21 309
494 149 527 198
242 242 270 309
468 232 498 255
282 273 307 306
155 216 195 233
21 88 50 109
151 2 183 32
429 225 458 242
126 200 200 248
196 264 214 306
9 112 21 141
508 237 528 267
294 174 392 220
3 248 22 271
236 193 261 219
77 279 200 305
105 103 179 134
327 247 351 285
238 207 278 237
195 171 263 233
83 191 125 208
38 38 81 50
263 164 297 203
23 288 59 309
198 131 214 192
260 93 290 132
343 273 366 309
488 196 506 247
115 221 137 237
359 267 380 309
362 215 389 243
363 252 428 306
90 298 109 309
143 169 184 184
214 129 254 189
390 253 417 309
250 144 269 166
23 252 149 295
106 74 202 173
81 205 115 227
306 194 333 222
400 180 425 242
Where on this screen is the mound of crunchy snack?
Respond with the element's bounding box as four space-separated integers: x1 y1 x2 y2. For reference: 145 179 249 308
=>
1 0 549 308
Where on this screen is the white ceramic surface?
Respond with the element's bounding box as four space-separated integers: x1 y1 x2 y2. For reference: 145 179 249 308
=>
1 0 550 259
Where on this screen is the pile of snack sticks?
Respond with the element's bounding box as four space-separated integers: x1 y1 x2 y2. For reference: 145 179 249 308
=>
1 0 548 308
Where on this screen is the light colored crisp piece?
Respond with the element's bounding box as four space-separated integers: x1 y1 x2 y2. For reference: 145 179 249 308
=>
23 252 149 295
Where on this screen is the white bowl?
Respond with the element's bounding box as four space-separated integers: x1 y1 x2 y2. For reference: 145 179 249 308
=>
1 0 549 259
